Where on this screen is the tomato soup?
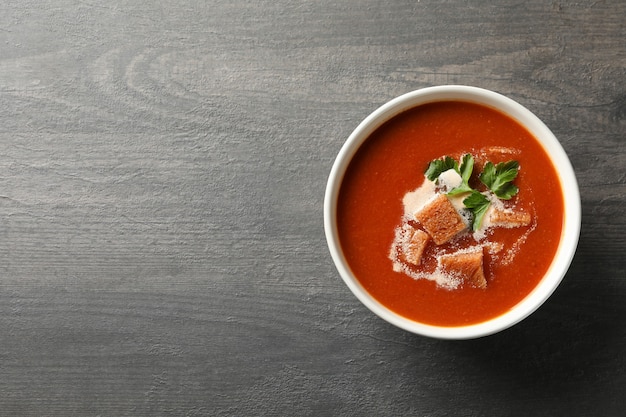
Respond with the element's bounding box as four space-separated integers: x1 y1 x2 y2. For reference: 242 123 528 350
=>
337 101 564 327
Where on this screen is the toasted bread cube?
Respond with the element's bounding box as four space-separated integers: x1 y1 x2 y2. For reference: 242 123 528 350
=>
438 249 487 289
404 228 430 266
490 209 531 228
415 194 467 245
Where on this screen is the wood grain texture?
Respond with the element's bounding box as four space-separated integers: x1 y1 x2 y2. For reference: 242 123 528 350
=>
0 0 624 415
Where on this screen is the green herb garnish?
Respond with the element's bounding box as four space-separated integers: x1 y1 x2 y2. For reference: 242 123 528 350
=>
448 154 474 195
425 156 458 181
463 191 491 231
424 154 521 231
479 161 520 200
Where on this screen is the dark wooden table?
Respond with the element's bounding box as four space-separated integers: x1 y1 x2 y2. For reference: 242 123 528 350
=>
0 1 624 415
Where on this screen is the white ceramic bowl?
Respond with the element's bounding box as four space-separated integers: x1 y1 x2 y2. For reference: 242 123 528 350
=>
324 85 581 339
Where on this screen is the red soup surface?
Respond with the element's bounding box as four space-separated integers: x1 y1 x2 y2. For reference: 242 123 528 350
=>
337 101 564 327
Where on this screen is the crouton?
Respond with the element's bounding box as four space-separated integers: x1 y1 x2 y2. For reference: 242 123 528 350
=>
414 194 467 245
438 248 487 289
404 228 430 266
490 208 531 228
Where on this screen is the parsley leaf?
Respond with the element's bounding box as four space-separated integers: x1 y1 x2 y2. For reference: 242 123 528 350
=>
424 156 458 181
479 160 520 200
448 154 474 195
463 191 491 231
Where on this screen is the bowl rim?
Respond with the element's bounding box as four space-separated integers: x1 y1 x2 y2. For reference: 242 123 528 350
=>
324 85 581 339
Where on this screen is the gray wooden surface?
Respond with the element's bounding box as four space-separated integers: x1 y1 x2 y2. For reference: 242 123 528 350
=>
0 0 624 415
